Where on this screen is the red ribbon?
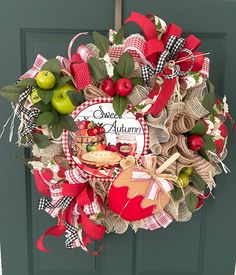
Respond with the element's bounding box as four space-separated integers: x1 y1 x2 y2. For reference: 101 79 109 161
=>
59 33 92 90
37 181 106 253
125 12 205 116
33 169 51 197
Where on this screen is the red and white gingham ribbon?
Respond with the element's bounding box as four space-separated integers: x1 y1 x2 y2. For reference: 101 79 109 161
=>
200 57 210 79
142 210 173 230
19 54 48 80
57 32 93 89
109 34 153 67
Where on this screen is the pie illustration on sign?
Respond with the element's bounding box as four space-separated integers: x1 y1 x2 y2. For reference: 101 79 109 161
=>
80 150 122 168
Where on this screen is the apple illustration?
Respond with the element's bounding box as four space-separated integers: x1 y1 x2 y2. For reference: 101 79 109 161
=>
187 134 205 151
30 88 41 104
51 84 77 114
101 78 116 97
116 78 133 97
36 70 56 90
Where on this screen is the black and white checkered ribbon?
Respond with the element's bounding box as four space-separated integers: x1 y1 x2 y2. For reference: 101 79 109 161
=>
38 196 79 249
142 35 194 81
14 86 39 146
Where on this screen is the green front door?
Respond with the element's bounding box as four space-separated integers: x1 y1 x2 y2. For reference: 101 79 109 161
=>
0 1 236 275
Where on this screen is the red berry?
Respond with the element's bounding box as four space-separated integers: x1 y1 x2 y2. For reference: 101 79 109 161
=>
87 127 98 136
101 78 116 97
116 78 133 97
187 134 205 151
42 168 54 181
105 144 117 152
218 123 228 138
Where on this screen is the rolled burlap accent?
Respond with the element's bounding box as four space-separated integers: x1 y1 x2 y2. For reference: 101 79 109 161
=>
128 85 150 105
101 210 129 234
84 84 108 100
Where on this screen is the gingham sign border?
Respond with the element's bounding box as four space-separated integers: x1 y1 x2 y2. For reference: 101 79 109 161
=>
62 97 150 170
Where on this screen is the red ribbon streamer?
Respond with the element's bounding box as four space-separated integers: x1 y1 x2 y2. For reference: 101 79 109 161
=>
37 181 106 253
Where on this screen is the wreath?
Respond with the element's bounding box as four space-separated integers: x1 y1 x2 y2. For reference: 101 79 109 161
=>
0 12 233 255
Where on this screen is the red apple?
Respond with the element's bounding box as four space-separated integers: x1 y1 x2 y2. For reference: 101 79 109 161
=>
105 144 117 152
87 127 98 136
101 78 116 97
187 134 205 151
95 126 105 135
116 78 133 97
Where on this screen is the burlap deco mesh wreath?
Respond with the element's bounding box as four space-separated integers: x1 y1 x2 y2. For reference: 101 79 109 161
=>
0 12 233 255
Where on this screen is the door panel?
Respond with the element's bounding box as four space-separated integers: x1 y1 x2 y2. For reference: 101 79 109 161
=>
0 1 236 275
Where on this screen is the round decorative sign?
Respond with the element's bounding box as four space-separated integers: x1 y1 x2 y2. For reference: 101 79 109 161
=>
62 97 149 177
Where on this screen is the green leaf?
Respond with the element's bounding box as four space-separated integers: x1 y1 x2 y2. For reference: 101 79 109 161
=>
190 120 206 135
67 90 85 106
51 109 60 125
171 188 183 201
113 26 125 45
116 52 134 78
88 57 107 81
51 122 64 139
130 77 144 86
33 101 51 112
60 115 77 132
112 94 128 118
37 89 54 104
111 70 120 82
55 76 71 88
17 78 37 87
185 192 198 212
0 84 25 102
32 133 51 149
41 58 61 78
36 111 54 126
190 170 207 191
93 31 110 57
198 148 209 161
202 134 216 151
202 80 216 113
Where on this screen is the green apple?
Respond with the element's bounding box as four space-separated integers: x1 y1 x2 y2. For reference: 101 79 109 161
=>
30 88 41 104
36 70 56 90
175 173 190 188
86 143 96 152
51 84 76 114
181 167 193 176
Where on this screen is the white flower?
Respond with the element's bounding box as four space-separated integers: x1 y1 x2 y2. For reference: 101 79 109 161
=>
28 161 44 170
223 96 229 114
103 53 114 77
154 16 167 33
185 76 196 89
109 29 116 43
47 162 59 173
213 129 222 138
